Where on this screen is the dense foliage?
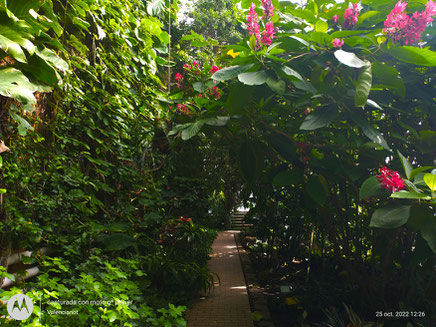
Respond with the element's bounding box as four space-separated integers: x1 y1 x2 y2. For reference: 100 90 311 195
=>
0 0 218 326
170 0 436 325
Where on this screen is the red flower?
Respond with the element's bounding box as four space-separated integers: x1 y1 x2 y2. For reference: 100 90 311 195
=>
175 73 183 81
193 61 200 69
377 166 405 193
332 14 339 25
210 65 221 75
261 0 274 19
183 63 191 70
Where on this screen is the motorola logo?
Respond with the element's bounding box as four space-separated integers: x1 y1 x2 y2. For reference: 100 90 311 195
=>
7 293 33 320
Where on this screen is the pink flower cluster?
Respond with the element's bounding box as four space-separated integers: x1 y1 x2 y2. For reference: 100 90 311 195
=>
246 2 276 47
176 103 189 114
384 1 436 44
342 3 360 29
247 4 261 44
261 0 274 19
377 166 405 193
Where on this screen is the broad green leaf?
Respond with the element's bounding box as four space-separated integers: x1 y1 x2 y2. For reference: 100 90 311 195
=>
10 111 34 136
192 82 207 93
272 169 303 186
397 150 412 179
390 191 430 200
249 34 257 50
35 48 69 72
21 53 59 86
300 106 338 130
238 70 268 86
334 50 365 68
0 67 37 106
315 19 328 33
0 34 27 63
204 116 230 126
355 61 372 107
358 11 380 22
349 111 391 151
409 166 433 180
280 66 304 81
310 31 332 46
360 176 389 199
370 205 412 228
421 218 436 253
386 46 436 66
423 173 436 191
266 76 285 95
181 120 205 140
366 99 382 110
212 64 253 82
226 83 254 115
306 176 326 205
372 61 405 98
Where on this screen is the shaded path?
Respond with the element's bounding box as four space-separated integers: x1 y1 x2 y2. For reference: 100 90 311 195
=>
185 231 254 327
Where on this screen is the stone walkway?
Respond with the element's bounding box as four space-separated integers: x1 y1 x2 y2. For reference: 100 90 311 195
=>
185 231 254 327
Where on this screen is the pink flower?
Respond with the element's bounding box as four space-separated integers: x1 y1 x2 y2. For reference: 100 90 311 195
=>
261 22 276 46
332 14 339 25
261 0 274 19
183 63 191 70
198 94 203 97
210 65 221 75
342 3 360 30
192 61 200 69
247 3 261 45
332 38 345 48
175 73 183 81
383 1 436 44
377 166 405 193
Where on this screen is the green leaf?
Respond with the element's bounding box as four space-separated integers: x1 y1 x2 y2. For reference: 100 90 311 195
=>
280 66 304 81
238 70 268 86
358 11 380 22
35 48 69 72
370 205 411 228
397 150 412 179
273 169 303 186
212 64 254 82
0 67 37 106
204 116 230 126
409 166 433 180
266 76 285 95
372 61 405 98
98 234 136 251
390 191 430 200
421 218 436 253
349 111 391 151
181 120 205 140
265 133 298 163
249 34 257 50
0 34 27 63
300 106 338 130
423 173 436 192
226 83 254 115
10 111 34 136
306 176 326 205
386 46 436 66
359 176 389 199
355 61 372 107
334 50 366 68
315 19 328 33
192 82 207 93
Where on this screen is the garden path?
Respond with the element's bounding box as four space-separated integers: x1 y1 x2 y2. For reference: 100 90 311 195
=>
185 231 254 327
